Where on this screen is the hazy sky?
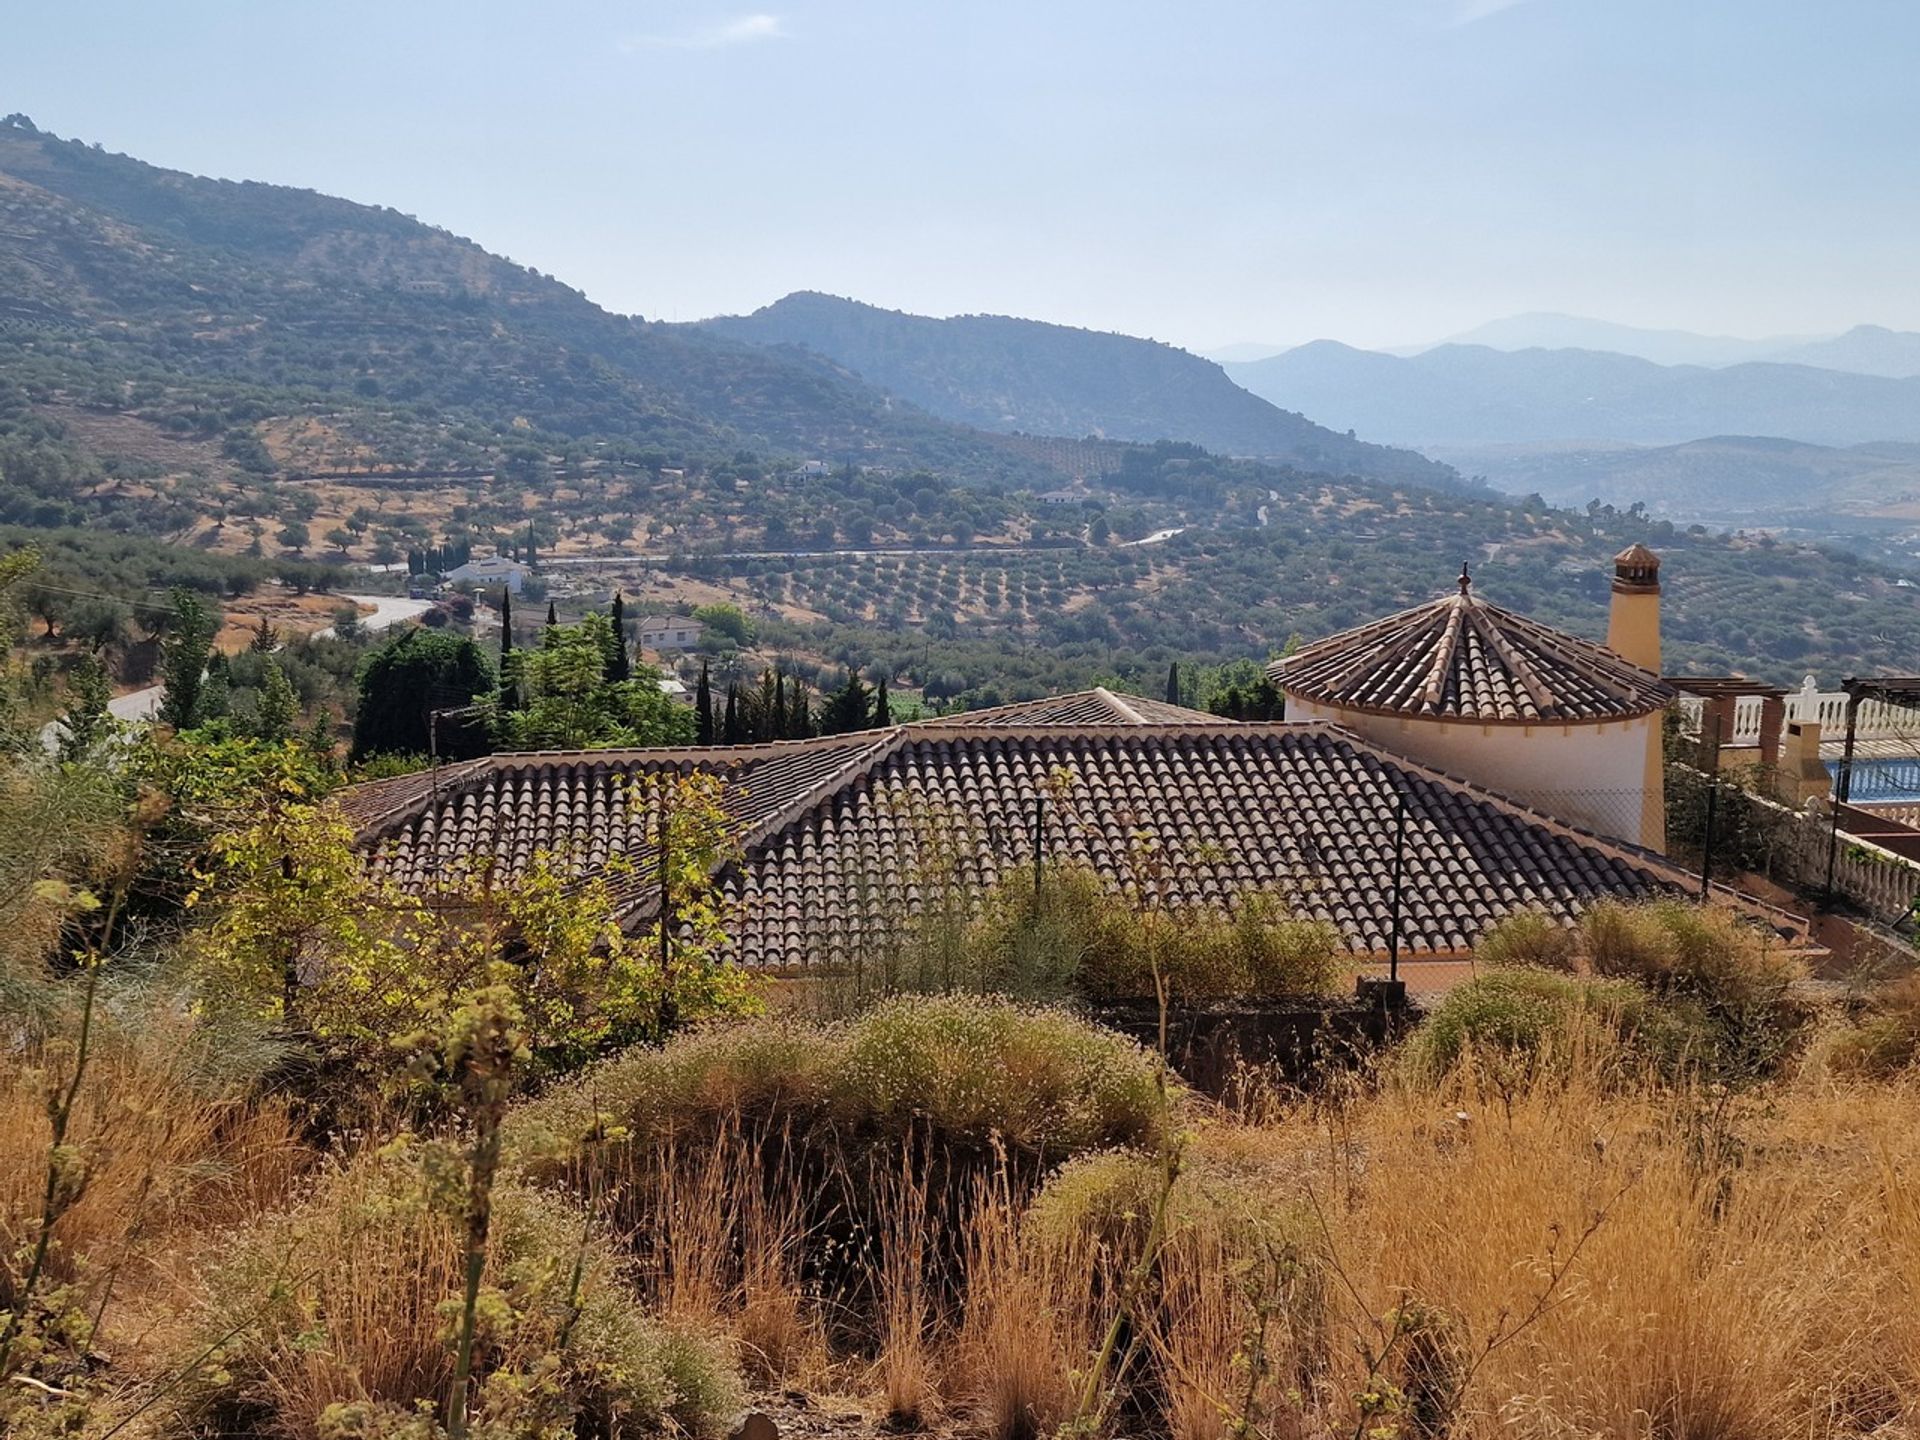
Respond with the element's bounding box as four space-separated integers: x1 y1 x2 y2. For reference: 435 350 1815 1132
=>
7 1 1917 351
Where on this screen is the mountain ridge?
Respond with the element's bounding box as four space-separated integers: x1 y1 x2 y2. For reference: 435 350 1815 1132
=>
1226 339 1920 448
701 291 1461 488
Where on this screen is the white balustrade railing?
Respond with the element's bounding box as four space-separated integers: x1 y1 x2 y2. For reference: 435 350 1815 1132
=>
1679 678 1920 744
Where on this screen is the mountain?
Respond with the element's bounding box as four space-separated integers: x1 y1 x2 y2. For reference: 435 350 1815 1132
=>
1766 325 1920 379
1427 312 1816 368
0 119 1095 485
1226 340 1920 448
701 293 1459 488
1427 435 1920 522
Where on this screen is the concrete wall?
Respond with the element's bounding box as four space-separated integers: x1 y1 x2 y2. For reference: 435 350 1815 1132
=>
1286 698 1663 848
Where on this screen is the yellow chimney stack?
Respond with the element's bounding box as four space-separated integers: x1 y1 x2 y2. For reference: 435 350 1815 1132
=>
1607 543 1662 674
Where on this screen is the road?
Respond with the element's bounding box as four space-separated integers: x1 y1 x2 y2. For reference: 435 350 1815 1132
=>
44 592 431 748
1122 527 1187 547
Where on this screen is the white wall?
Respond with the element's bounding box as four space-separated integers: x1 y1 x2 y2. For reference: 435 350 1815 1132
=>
1284 698 1659 846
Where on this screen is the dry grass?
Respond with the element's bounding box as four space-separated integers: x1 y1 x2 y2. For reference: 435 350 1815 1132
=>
0 1006 304 1319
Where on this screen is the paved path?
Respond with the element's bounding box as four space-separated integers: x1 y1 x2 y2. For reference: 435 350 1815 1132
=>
1122 526 1188 547
315 592 433 639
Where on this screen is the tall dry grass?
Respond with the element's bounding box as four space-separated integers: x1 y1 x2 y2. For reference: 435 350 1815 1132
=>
0 1002 304 1326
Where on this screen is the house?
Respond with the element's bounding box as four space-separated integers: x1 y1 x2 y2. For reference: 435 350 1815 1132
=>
637 615 703 651
1271 550 1673 851
445 555 533 594
657 677 691 704
1036 488 1084 506
336 688 1807 976
794 460 832 478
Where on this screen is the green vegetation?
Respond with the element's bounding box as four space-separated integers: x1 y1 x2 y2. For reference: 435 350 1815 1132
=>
350 628 496 761
1411 900 1810 1085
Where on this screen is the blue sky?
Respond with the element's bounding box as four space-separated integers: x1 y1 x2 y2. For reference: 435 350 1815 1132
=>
6 1 1917 351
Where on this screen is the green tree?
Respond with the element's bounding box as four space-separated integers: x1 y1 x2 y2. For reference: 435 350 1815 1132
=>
351 628 495 761
253 660 298 743
498 613 692 750
58 652 113 761
821 667 872 735
157 588 219 730
692 602 753 647
874 675 891 728
607 590 631 682
695 659 714 744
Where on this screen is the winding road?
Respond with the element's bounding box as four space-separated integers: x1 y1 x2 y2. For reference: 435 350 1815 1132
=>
47 592 432 745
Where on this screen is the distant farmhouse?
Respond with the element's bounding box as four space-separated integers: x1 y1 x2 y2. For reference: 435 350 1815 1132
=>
445 554 533 594
637 615 703 651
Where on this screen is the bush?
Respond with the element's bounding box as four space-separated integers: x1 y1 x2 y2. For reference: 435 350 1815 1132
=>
871 862 1346 1010
1580 900 1809 1081
174 1144 740 1438
1406 969 1672 1083
1831 972 1920 1077
511 993 1168 1166
1475 909 1580 972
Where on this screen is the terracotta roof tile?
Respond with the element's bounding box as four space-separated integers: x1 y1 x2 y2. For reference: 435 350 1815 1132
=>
921 687 1222 727
1273 585 1673 724
341 716 1803 971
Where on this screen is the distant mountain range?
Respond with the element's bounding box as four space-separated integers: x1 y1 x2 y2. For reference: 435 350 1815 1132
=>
1225 341 1920 449
701 293 1459 488
1440 314 1920 377
1216 315 1920 376
1424 436 1920 523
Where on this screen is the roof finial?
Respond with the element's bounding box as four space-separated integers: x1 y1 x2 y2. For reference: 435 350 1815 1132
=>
1458 561 1472 597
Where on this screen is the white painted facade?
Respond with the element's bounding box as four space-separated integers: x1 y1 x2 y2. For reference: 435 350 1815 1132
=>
1285 696 1661 847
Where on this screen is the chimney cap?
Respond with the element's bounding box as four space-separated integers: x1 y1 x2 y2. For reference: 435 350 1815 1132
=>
1614 542 1660 569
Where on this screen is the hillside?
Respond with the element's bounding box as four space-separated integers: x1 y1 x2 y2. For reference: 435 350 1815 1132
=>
1429 313 1809 368
1429 435 1920 523
0 119 1089 487
1227 340 1920 448
701 292 1460 488
1769 325 1920 379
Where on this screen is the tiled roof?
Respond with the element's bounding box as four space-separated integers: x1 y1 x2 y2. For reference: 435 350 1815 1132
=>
921 687 1221 727
1273 584 1674 724
341 718 1802 971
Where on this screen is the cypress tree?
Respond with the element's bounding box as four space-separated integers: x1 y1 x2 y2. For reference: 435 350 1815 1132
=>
695 660 714 744
874 676 891 728
1165 661 1180 706
721 684 742 744
546 599 558 629
773 671 787 738
608 591 631 681
824 667 871 735
787 678 811 739
525 522 537 567
754 669 779 743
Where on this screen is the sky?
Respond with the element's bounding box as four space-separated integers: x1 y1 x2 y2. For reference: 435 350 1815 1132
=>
6 0 1918 353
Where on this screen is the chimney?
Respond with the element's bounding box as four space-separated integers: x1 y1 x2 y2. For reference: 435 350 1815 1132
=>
1607 544 1661 673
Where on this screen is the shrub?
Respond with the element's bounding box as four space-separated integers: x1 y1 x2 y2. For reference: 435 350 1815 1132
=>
1405 969 1669 1083
1579 900 1809 1080
174 1144 739 1438
511 993 1168 1166
1832 972 1920 1077
890 862 1346 1008
1475 909 1580 972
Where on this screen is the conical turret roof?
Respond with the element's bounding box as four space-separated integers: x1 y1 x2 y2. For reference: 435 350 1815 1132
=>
1272 575 1673 725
